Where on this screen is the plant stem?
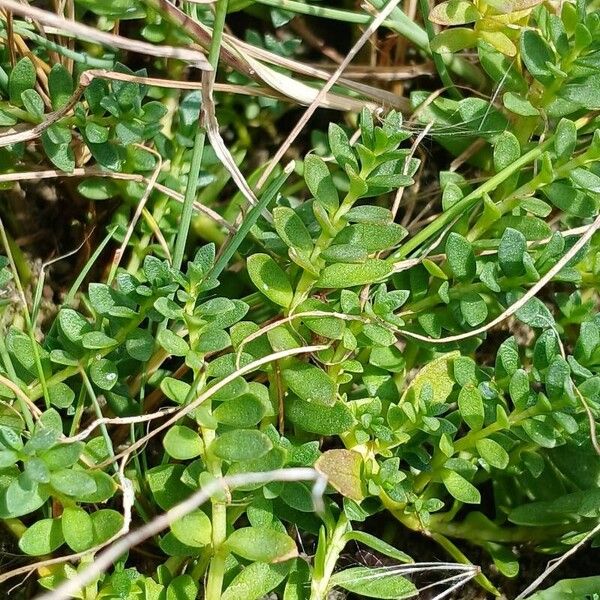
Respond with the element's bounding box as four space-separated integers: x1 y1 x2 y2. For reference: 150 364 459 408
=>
430 533 499 596
0 334 34 432
204 427 228 599
80 369 119 475
310 513 349 600
390 137 554 260
170 0 229 272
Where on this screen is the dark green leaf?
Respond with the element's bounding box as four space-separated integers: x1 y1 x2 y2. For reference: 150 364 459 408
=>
48 64 73 110
498 228 526 276
9 58 36 105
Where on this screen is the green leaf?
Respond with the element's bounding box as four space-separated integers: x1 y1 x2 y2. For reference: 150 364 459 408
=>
273 207 313 252
47 382 75 409
304 155 339 212
480 30 516 56
91 509 123 544
221 561 292 600
502 92 540 116
247 254 294 308
404 352 457 404
476 438 509 468
225 527 298 563
170 509 212 548
441 470 481 504
460 292 488 327
560 74 600 109
78 179 118 200
285 396 354 435
520 29 555 84
213 394 266 427
9 58 36 105
343 531 412 563
211 429 273 462
509 369 530 410
82 331 117 350
516 297 555 328
0 425 23 451
161 377 191 405
2 478 47 518
315 449 365 502
328 123 358 173
570 168 600 193
478 41 527 93
458 384 484 430
48 64 73 110
284 559 311 600
51 468 97 497
154 297 183 320
85 122 110 144
19 518 64 555
157 329 190 356
40 441 83 470
167 575 198 600
89 358 118 391
493 131 520 172
42 131 75 173
431 28 478 53
430 0 480 25
147 464 193 510
62 507 94 552
317 259 392 288
498 227 526 276
446 233 475 281
330 567 417 599
543 182 597 218
126 329 155 362
283 360 336 406
163 425 203 460
322 244 368 264
485 542 519 578
0 450 17 468
21 89 44 120
526 577 600 599
299 299 345 340
58 308 90 344
554 118 577 159
197 328 230 353
333 223 407 253
345 205 392 224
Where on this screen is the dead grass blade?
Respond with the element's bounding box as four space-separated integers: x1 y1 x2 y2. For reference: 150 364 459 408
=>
256 0 404 189
0 0 211 68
